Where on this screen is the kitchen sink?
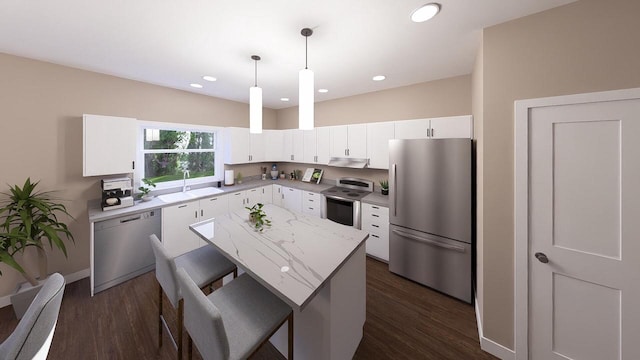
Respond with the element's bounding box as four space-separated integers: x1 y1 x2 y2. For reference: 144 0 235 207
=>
158 187 224 203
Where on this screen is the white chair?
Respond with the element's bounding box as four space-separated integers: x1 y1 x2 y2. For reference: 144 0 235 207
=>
149 234 237 360
0 272 65 360
176 267 293 360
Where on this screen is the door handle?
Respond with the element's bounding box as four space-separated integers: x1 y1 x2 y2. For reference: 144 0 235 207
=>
534 252 549 264
392 163 397 216
392 229 465 252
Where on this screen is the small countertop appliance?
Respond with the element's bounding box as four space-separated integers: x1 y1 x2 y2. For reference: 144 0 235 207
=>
101 177 134 211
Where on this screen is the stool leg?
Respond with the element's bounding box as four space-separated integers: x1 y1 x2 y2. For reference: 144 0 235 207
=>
158 282 163 349
288 312 294 360
178 299 184 360
187 333 193 360
233 268 238 278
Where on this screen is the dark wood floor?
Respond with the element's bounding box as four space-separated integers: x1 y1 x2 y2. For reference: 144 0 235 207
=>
0 258 496 359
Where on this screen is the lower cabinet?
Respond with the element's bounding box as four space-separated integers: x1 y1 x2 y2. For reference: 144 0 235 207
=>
273 184 283 206
362 203 390 262
282 186 302 213
302 191 322 217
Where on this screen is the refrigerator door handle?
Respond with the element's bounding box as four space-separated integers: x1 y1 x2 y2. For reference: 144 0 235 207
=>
392 229 466 253
392 163 397 216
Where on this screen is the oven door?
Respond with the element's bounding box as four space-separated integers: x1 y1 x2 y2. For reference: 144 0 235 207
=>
325 196 361 229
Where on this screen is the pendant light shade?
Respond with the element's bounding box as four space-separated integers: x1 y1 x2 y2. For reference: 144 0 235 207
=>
299 28 314 130
249 55 262 134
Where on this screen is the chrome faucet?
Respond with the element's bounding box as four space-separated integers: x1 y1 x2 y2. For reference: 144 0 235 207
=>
182 169 190 192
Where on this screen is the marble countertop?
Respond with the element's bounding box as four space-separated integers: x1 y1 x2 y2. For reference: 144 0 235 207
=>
189 204 369 311
88 178 334 223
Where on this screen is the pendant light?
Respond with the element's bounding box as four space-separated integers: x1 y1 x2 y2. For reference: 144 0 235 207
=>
249 55 262 134
299 28 314 130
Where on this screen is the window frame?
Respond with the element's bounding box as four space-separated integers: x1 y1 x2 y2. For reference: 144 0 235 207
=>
135 120 224 192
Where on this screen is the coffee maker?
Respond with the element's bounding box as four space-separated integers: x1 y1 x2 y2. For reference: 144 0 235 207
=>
101 177 134 211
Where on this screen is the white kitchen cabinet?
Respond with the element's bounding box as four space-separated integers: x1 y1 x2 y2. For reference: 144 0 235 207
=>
330 124 367 159
246 187 262 207
394 116 472 140
83 114 137 176
366 122 395 169
162 200 202 257
282 129 304 162
302 191 322 217
362 203 390 262
260 185 273 204
265 130 284 162
223 127 265 164
303 127 331 165
199 194 229 219
227 190 248 211
272 184 283 207
282 186 302 213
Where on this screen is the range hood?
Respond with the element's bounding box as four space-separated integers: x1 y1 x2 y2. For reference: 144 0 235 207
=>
327 157 369 169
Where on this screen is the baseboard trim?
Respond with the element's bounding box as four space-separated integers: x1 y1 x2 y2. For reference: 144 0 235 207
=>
0 268 90 309
475 296 517 360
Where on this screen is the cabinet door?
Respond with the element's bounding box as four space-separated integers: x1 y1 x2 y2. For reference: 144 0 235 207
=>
394 119 430 139
227 191 247 212
265 130 284 162
303 129 317 163
316 127 331 165
330 125 348 157
291 129 304 162
282 187 302 213
83 114 137 176
249 132 266 162
162 201 201 257
282 130 294 161
261 185 273 204
223 127 250 164
272 185 283 207
347 124 367 158
200 195 228 220
367 122 395 169
246 188 261 207
429 115 473 139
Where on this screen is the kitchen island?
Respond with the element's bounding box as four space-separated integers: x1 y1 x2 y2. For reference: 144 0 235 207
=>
190 204 368 360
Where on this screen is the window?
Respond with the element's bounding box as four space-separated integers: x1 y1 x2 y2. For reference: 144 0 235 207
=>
137 122 223 189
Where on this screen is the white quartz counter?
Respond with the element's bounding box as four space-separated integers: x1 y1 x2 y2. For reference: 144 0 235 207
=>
190 204 369 311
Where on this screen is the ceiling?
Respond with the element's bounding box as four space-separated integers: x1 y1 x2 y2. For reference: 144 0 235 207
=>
0 0 575 109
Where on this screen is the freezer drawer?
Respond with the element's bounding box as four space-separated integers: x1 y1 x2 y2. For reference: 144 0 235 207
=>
389 224 471 303
94 210 161 293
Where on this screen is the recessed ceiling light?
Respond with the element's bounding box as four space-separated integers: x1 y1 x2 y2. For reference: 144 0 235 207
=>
318 89 328 93
202 75 217 82
372 75 386 81
411 3 441 23
190 83 203 89
281 97 290 102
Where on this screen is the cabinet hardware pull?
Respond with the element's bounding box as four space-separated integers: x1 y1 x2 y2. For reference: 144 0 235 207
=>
372 214 379 217
178 205 188 208
132 161 135 170
195 210 198 218
200 210 203 216
372 224 379 228
372 234 379 238
372 206 379 209
431 128 434 137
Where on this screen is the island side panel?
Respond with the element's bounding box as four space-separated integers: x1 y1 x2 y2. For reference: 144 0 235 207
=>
269 243 366 359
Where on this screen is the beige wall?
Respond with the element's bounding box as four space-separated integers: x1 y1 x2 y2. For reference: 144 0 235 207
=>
478 0 640 349
0 53 276 298
276 75 472 129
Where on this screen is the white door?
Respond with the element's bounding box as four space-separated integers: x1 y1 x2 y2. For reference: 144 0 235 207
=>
316 127 331 164
162 201 201 257
330 125 348 157
303 129 317 163
366 121 394 169
346 124 367 158
249 132 265 162
528 99 640 359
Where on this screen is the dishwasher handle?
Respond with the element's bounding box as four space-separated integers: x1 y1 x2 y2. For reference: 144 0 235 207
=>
120 215 142 224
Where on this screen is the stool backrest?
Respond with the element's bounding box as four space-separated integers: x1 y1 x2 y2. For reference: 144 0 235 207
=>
0 272 65 360
176 267 230 360
149 234 180 307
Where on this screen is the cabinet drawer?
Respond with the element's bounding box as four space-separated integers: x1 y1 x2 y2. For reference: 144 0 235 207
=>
362 220 389 236
302 205 321 217
303 191 321 203
362 203 389 218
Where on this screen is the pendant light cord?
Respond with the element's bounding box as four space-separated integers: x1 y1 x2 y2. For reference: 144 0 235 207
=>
254 58 258 87
305 36 308 70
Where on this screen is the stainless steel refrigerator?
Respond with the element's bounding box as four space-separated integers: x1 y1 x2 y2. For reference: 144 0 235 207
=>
388 138 472 303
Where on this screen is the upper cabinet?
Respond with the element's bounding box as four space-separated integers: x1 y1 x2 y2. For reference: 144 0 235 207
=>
282 129 304 162
302 127 331 165
366 122 395 169
395 115 472 139
223 127 266 164
330 124 367 159
83 114 137 177
264 129 284 162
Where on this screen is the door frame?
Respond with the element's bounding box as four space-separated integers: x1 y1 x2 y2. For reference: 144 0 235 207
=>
514 86 640 360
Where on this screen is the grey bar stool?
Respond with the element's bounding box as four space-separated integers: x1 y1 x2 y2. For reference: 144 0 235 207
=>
149 234 237 360
0 272 65 360
176 267 294 360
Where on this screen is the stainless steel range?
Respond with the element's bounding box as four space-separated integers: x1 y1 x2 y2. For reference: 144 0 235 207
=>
321 177 374 229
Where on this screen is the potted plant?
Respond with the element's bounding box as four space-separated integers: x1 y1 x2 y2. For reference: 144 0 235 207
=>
236 171 243 184
0 178 74 317
138 178 156 201
246 203 271 231
379 180 389 195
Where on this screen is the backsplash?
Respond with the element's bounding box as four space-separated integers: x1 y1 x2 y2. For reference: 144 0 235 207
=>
225 162 389 192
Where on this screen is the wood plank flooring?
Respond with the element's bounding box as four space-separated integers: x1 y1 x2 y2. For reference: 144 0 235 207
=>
0 258 497 359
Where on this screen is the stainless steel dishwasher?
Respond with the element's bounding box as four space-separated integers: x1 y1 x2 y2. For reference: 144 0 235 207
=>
94 209 161 294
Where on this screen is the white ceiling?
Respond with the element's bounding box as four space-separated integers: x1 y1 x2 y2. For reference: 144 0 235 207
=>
0 0 575 109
